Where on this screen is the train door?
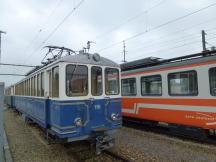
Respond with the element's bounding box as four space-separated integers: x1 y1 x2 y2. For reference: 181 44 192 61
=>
104 68 121 120
89 66 105 126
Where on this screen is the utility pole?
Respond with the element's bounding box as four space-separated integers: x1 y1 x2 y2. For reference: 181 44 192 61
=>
122 40 127 63
0 30 6 63
201 30 207 52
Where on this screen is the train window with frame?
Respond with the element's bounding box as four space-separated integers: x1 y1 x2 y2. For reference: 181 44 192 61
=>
21 82 22 95
22 82 24 95
41 72 44 97
19 83 21 95
26 80 28 96
31 77 34 96
168 70 198 96
66 64 88 96
105 68 120 95
48 71 52 97
28 79 30 96
24 81 26 96
37 74 41 96
16 84 18 95
91 66 103 96
121 78 137 96
34 76 37 96
26 79 28 96
141 75 162 96
15 85 17 95
21 82 23 95
209 67 216 96
52 66 59 98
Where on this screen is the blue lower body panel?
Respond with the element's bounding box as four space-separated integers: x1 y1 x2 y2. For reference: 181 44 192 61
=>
14 96 47 128
13 96 122 140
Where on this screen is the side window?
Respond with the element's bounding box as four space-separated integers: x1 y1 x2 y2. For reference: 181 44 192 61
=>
209 67 216 96
52 66 59 97
91 66 103 96
31 77 34 96
66 65 88 96
48 71 52 96
105 68 120 95
28 79 30 96
24 81 26 96
168 71 198 96
34 76 36 96
41 72 44 96
37 74 41 96
141 75 162 96
121 78 136 96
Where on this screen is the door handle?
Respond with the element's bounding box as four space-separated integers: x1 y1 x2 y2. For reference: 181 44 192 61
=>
89 97 95 101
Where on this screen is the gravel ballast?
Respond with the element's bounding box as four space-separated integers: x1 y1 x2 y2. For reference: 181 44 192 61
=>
4 108 216 162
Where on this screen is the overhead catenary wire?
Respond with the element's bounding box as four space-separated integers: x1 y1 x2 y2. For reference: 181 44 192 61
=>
125 35 216 60
21 0 64 62
129 28 216 53
23 0 85 63
95 0 167 39
40 0 85 45
0 74 26 76
131 17 216 50
0 63 38 67
98 2 216 52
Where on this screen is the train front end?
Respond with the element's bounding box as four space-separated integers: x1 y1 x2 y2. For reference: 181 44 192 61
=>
48 53 122 154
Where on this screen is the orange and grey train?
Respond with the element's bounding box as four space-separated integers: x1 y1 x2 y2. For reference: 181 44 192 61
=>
121 50 216 137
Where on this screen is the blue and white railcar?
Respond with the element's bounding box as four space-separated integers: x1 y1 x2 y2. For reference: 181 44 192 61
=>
8 47 122 153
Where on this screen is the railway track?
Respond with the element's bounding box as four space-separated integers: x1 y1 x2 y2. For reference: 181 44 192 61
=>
104 150 131 162
13 108 132 162
64 142 131 162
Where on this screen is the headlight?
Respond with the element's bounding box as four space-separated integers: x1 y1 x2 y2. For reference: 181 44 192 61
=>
74 118 82 127
111 113 121 121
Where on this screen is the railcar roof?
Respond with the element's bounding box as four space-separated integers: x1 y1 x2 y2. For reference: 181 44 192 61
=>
121 50 216 75
58 53 119 67
26 53 119 77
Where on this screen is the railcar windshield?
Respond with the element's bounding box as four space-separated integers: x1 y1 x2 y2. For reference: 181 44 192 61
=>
105 68 120 95
66 64 88 96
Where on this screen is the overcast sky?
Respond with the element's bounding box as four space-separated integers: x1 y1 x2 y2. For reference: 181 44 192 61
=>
1 0 216 86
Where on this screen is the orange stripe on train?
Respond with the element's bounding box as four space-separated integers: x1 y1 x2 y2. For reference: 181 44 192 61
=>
123 108 216 129
122 98 216 107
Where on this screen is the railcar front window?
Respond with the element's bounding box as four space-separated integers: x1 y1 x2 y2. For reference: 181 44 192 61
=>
141 75 162 96
168 71 198 96
105 68 119 95
66 65 88 96
122 78 136 96
91 66 102 96
209 67 216 96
